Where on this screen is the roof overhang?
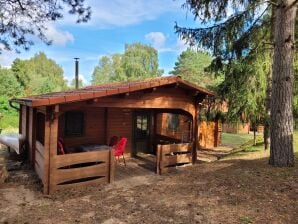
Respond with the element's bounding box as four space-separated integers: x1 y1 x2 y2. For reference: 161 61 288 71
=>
11 76 214 107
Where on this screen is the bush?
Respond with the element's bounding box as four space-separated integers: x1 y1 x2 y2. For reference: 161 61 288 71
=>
0 96 19 130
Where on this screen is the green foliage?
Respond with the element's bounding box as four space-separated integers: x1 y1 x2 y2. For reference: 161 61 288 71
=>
0 67 24 98
170 48 223 88
0 52 67 130
122 43 162 79
92 43 163 84
175 1 269 61
219 49 269 125
70 78 84 89
0 96 19 130
11 52 67 95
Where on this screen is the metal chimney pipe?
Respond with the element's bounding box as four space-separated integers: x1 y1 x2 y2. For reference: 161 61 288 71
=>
74 57 79 89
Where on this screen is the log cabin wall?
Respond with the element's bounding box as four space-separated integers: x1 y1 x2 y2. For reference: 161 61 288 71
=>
20 105 28 138
58 87 197 155
156 113 192 142
106 108 132 155
58 107 106 147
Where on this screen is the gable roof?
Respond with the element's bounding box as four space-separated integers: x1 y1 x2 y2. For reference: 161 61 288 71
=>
12 76 214 107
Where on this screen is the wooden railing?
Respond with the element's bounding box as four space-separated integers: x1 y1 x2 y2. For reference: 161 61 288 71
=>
156 143 192 174
49 149 114 193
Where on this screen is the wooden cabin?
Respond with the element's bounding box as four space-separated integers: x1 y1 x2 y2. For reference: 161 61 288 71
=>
10 76 219 194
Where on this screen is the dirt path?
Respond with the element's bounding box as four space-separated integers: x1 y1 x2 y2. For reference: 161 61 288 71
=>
0 150 297 224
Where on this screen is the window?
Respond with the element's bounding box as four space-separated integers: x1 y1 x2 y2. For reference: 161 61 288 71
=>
36 112 45 145
64 111 84 137
167 113 179 131
135 115 149 139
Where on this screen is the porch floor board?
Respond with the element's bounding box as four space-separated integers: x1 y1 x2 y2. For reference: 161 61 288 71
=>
115 155 156 182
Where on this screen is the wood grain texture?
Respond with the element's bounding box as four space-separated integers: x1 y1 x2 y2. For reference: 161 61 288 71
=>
53 163 108 184
155 113 192 143
53 177 108 192
107 108 132 155
58 107 106 147
28 108 36 164
53 150 110 168
156 143 192 174
109 149 115 183
49 149 112 193
42 107 51 194
61 88 196 118
199 121 219 149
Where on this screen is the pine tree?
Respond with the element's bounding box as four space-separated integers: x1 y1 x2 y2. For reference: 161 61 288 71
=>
175 0 297 167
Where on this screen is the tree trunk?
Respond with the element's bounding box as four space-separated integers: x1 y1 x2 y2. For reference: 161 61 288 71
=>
269 0 296 167
264 7 276 150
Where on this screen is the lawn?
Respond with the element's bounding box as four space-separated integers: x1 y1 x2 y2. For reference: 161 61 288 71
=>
222 131 298 154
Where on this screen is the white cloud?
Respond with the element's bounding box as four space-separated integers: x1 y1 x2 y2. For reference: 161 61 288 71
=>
65 74 89 86
175 38 188 53
145 32 166 50
44 23 74 45
144 32 190 53
79 74 88 85
62 0 184 28
0 47 18 67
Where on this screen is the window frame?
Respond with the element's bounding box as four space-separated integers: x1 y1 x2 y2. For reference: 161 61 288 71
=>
64 111 85 137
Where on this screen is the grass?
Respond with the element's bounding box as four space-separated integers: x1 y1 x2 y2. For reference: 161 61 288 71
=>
222 131 298 159
0 113 18 133
221 132 260 148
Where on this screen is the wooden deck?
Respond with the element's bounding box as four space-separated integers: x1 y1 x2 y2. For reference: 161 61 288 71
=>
115 154 156 181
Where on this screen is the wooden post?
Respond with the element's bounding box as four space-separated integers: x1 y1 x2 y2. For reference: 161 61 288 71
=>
104 107 108 144
43 107 51 194
48 105 59 194
109 148 115 183
192 100 198 164
28 108 36 166
156 145 161 175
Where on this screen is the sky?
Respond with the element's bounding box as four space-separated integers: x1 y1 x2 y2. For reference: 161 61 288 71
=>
0 0 200 85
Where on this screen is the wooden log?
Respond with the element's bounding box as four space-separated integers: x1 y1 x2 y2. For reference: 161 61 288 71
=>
53 163 108 184
53 176 107 192
161 154 192 167
159 143 192 154
156 145 161 175
42 107 51 194
53 150 110 168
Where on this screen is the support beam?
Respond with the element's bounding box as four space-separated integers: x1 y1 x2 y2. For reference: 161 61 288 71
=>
43 107 51 194
192 100 199 164
49 105 59 194
104 107 108 144
28 108 36 166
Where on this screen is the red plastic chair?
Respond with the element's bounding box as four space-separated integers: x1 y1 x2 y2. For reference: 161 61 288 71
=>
114 137 127 166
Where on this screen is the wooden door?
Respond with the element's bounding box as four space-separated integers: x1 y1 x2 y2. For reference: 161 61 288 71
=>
133 111 152 155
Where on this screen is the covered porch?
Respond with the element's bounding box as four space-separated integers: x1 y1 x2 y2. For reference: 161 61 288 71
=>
10 76 215 194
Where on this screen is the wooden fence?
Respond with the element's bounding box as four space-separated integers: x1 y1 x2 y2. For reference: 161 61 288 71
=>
156 143 192 174
48 149 114 193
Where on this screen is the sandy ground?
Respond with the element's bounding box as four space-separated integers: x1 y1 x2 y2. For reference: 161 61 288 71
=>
0 150 297 224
